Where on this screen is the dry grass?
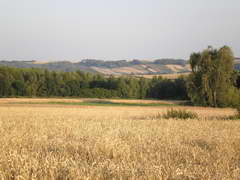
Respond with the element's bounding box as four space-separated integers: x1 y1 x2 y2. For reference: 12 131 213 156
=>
0 99 240 179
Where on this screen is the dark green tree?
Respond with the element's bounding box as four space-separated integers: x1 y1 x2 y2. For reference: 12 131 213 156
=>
11 80 26 96
0 67 12 97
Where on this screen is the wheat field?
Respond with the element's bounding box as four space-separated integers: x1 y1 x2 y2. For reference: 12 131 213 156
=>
0 99 240 179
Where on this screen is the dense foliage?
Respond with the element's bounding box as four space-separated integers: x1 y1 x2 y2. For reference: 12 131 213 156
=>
187 46 240 107
0 66 188 100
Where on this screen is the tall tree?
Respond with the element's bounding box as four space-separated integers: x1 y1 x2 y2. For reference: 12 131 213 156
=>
187 46 240 107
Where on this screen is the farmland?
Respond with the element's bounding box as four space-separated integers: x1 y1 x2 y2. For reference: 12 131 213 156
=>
132 72 190 79
0 98 239 179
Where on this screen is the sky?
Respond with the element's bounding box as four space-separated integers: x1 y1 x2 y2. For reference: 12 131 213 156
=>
0 0 239 61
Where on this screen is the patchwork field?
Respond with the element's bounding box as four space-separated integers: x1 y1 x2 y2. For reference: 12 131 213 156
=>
0 98 239 179
133 72 190 79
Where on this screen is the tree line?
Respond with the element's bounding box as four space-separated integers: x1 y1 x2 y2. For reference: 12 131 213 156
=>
0 66 188 100
1 46 240 107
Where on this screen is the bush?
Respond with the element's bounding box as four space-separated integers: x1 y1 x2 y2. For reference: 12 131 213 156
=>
235 107 240 119
162 109 198 119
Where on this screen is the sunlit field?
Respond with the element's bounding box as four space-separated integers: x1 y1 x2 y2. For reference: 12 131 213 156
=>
0 98 239 179
132 72 190 79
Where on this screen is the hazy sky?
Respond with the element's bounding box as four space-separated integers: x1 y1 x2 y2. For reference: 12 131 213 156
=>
0 0 239 61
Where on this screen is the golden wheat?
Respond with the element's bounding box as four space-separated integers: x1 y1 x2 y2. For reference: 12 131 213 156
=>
0 99 239 179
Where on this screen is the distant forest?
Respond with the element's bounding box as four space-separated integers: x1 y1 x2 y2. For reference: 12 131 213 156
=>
0 66 188 100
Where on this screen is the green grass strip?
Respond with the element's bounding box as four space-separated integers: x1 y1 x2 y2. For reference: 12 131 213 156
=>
9 101 177 107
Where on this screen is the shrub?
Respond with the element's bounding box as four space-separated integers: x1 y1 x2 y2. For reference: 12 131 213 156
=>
162 109 198 120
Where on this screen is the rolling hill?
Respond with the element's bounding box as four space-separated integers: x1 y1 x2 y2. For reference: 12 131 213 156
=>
0 59 190 75
0 58 239 75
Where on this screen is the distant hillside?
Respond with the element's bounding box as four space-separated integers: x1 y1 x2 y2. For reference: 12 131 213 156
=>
234 57 240 70
0 58 239 75
0 59 191 75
